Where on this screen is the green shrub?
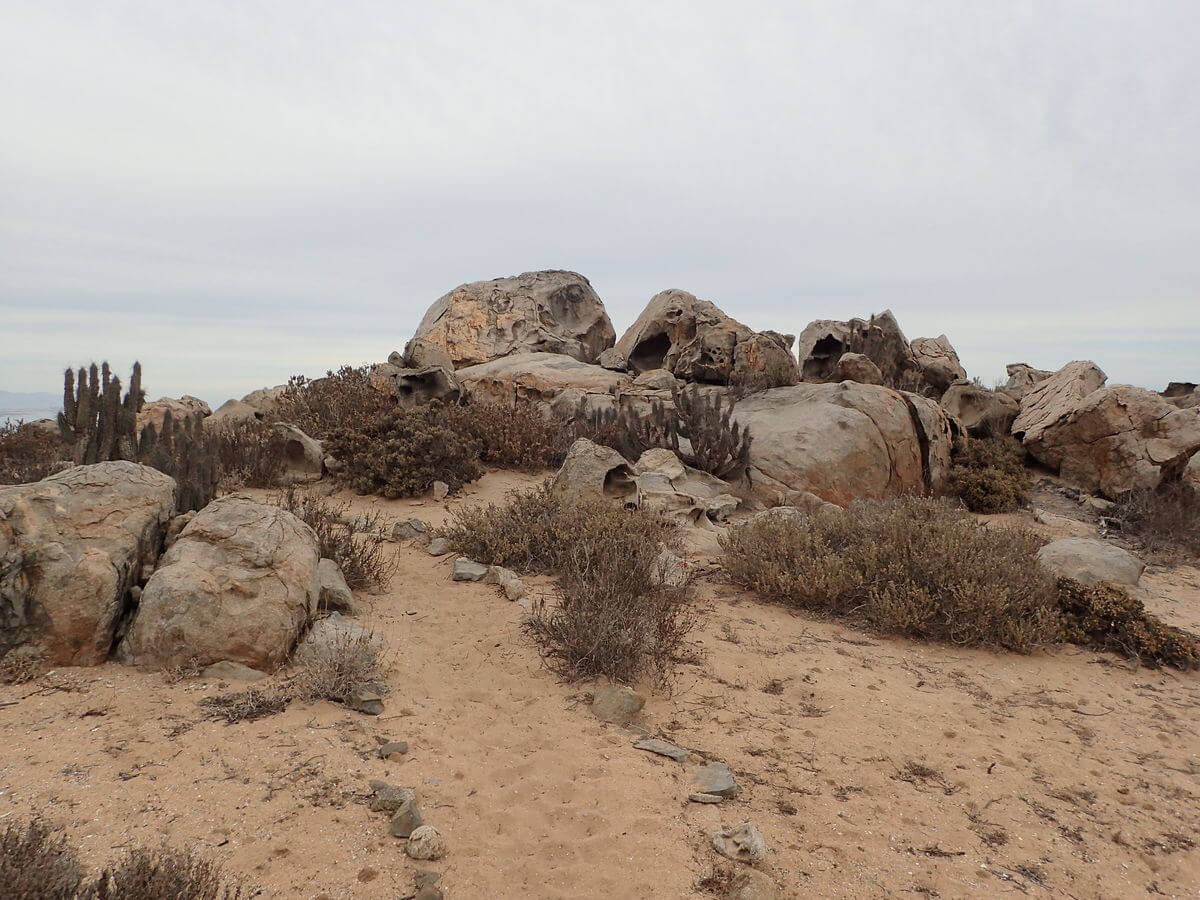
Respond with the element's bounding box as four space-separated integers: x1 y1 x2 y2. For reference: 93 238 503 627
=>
946 435 1029 513
1057 578 1198 670
0 818 86 900
0 421 64 485
721 497 1061 651
324 402 483 498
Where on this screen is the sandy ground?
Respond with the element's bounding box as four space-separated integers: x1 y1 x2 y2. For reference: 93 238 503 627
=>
2 471 1198 898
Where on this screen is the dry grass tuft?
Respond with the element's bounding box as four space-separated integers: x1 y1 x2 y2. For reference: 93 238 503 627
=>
0 817 86 900
199 685 289 724
273 487 396 591
1058 578 1199 670
1111 480 1200 560
290 629 389 705
722 496 1061 652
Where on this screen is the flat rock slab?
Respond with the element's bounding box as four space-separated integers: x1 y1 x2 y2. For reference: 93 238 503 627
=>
688 792 724 804
452 558 489 582
634 738 690 762
690 761 739 798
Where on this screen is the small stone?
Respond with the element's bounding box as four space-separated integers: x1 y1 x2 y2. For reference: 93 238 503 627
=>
427 537 451 557
348 687 384 716
317 558 355 613
486 565 526 600
432 481 449 501
405 825 446 860
691 762 739 798
388 791 425 838
726 869 778 900
378 741 409 758
391 519 429 541
689 792 724 804
414 870 442 889
452 558 489 582
590 684 646 725
634 737 690 762
199 661 268 682
711 822 767 864
367 780 412 813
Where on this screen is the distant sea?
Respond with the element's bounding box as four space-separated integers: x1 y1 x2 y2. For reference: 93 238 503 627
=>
1 407 60 426
0 391 61 427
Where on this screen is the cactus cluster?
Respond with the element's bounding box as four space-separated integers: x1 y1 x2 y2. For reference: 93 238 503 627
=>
138 411 221 513
57 362 143 464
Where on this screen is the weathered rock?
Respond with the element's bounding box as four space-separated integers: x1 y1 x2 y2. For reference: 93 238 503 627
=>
452 558 489 582
1166 387 1200 410
405 270 615 368
208 385 286 425
200 660 268 682
632 368 679 391
485 565 526 601
317 558 354 613
552 439 638 504
137 395 211 433
431 481 449 502
1037 537 1145 588
387 789 424 838
831 352 883 385
591 684 645 725
405 826 447 861
726 870 779 900
273 423 324 483
1024 384 1200 497
796 311 921 391
1012 360 1107 450
711 823 767 864
634 448 740 527
1187 452 1200 488
426 537 451 557
732 382 954 506
689 792 724 804
940 382 1019 437
633 737 690 762
909 335 966 394
0 462 176 665
402 338 456 373
378 741 409 759
1000 363 1055 401
123 497 320 672
691 762 739 798
293 613 382 665
368 779 414 813
163 510 195 550
612 290 798 386
370 363 462 408
348 686 385 715
391 519 429 542
456 352 629 412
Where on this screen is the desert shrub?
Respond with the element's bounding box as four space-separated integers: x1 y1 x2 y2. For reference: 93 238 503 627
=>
722 497 1061 651
946 435 1029 513
324 402 483 498
271 365 391 439
450 400 574 471
208 419 288 490
0 818 87 900
0 647 46 684
0 421 65 485
290 628 389 705
91 846 246 900
1110 481 1200 559
1057 578 1199 670
273 487 396 591
199 685 289 724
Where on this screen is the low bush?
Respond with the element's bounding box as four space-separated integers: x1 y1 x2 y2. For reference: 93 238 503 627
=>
273 487 396 591
209 419 288 490
1110 481 1200 559
722 497 1061 651
450 400 574 471
91 846 246 900
271 365 391 439
324 402 483 498
199 685 289 724
1057 578 1199 670
0 817 86 900
946 435 1029 513
0 421 64 485
290 628 389 705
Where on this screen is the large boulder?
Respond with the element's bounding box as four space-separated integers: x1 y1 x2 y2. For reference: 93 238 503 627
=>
207 385 287 426
940 382 1019 437
731 382 954 505
1000 363 1055 401
909 335 966 395
273 423 324 483
404 270 615 368
1037 537 1144 588
0 462 176 665
551 439 638 504
610 290 798 387
456 353 630 414
796 311 922 392
1012 361 1107 450
1025 385 1200 497
137 396 211 433
122 496 320 671
831 352 883 385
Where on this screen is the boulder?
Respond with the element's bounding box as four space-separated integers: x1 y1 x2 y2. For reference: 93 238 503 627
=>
317 558 354 613
940 382 1019 437
1000 363 1054 401
1012 360 1107 450
122 496 320 672
1165 387 1200 410
633 448 740 527
0 462 176 665
292 612 381 665
369 362 462 408
796 311 921 391
611 290 798 387
732 382 954 506
551 439 638 504
1025 384 1200 497
909 335 966 394
590 684 645 724
456 353 630 413
401 339 456 372
404 270 615 368
1161 381 1197 399
206 385 287 426
137 395 211 433
452 558 489 582
831 352 883 385
1037 537 1145 588
273 423 324 482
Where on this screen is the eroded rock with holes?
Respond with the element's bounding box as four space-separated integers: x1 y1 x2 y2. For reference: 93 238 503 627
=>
369 362 462 408
611 290 798 387
122 496 320 672
909 335 967 395
633 448 739 528
404 270 615 368
940 382 1019 437
796 311 921 391
0 462 177 665
552 439 638 504
732 382 954 506
273 423 324 482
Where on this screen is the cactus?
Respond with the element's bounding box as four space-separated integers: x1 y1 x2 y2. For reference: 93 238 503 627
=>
670 383 751 479
137 410 220 513
56 361 144 464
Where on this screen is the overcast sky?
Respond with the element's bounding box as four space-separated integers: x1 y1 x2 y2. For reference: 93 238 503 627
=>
2 1 1197 406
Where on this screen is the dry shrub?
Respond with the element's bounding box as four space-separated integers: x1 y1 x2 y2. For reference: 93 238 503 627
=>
722 497 1061 651
290 628 388 705
0 817 86 900
199 685 289 724
0 647 46 685
0 421 65 485
325 402 483 498
271 365 392 439
208 419 288 489
273 487 396 591
450 400 574 471
91 846 246 900
1058 578 1199 670
1111 481 1200 560
947 435 1029 513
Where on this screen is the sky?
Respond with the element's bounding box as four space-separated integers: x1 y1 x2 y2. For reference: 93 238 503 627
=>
2 1 1197 407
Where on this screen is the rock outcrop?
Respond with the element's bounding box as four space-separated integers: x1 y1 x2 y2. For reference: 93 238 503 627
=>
551 439 638 504
0 462 176 665
633 449 740 527
1000 363 1054 401
796 311 922 392
404 270 615 368
940 381 1019 437
1012 361 1108 450
456 353 630 415
137 396 211 433
909 335 967 394
831 352 883 385
122 496 320 671
732 382 954 505
609 290 798 387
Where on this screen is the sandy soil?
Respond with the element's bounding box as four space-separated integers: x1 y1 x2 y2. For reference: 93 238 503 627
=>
2 471 1198 898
